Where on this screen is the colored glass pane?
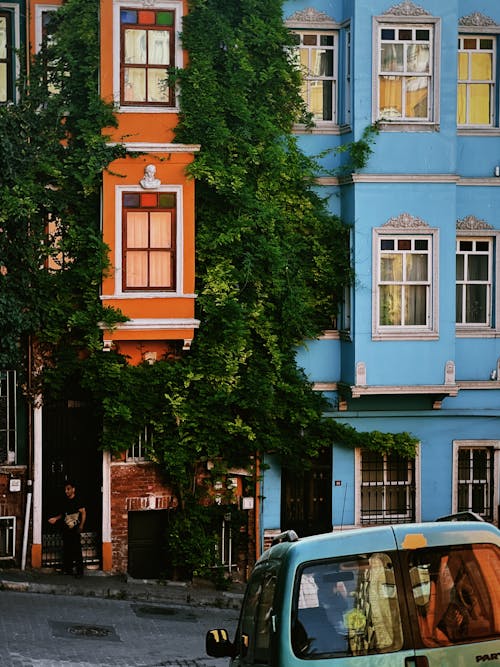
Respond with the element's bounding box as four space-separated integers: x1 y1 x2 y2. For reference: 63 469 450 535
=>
141 193 157 207
123 194 140 207
157 12 174 26
159 193 176 208
120 10 137 24
138 10 155 25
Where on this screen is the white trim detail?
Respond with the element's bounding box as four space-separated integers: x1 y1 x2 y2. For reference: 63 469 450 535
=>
102 450 111 544
34 4 60 52
107 142 201 153
111 318 200 331
113 183 184 297
112 0 184 112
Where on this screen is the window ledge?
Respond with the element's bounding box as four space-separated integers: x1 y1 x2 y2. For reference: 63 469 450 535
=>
292 123 351 135
458 128 500 136
345 383 459 399
377 121 440 133
117 105 179 114
372 331 439 341
456 327 500 338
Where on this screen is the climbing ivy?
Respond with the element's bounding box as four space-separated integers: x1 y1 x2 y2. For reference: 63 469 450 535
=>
0 0 124 388
0 0 418 523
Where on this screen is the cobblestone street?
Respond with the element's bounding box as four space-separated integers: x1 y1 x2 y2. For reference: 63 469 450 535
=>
0 590 239 667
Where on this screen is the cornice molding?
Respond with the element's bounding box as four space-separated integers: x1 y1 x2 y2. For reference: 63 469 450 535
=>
459 12 497 27
382 212 430 229
285 7 335 24
383 1 431 17
456 215 493 230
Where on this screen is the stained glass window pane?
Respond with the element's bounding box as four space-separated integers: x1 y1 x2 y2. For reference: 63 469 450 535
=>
123 194 140 208
121 10 137 24
140 193 157 207
157 12 174 26
159 193 176 208
138 10 155 25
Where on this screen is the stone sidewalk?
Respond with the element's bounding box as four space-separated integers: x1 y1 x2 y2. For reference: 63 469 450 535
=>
0 567 245 609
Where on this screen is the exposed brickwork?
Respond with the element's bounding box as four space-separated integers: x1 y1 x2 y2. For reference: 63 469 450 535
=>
110 460 177 573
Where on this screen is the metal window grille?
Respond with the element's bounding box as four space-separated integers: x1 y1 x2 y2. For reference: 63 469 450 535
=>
360 450 415 525
0 370 17 464
0 517 16 559
457 447 494 521
42 530 101 568
127 425 152 461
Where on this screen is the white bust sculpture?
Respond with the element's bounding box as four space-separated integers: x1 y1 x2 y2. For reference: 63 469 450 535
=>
140 164 161 189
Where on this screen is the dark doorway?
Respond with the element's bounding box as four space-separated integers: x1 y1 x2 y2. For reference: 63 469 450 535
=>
42 400 102 568
128 509 171 579
281 448 332 537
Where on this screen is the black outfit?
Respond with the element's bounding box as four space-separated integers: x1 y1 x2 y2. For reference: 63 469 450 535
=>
61 494 84 576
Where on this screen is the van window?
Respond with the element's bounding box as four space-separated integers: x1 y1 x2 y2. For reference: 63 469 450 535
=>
292 552 403 658
237 567 277 663
408 543 500 647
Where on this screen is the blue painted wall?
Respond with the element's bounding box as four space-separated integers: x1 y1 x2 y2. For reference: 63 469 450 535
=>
262 0 500 546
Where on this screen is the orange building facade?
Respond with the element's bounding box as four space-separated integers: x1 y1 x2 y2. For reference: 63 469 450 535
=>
25 0 200 575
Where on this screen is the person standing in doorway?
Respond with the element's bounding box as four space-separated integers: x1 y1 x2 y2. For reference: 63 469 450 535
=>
48 480 86 577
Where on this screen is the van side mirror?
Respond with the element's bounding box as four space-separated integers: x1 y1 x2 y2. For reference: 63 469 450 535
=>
206 629 236 658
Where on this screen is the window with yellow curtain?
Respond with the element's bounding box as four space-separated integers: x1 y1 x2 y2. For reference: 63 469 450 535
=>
378 236 430 328
122 191 176 291
377 25 432 121
457 36 494 126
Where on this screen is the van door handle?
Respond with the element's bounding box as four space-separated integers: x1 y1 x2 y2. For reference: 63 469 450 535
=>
405 657 429 667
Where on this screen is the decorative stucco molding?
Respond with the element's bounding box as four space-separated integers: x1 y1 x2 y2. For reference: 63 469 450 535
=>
456 215 494 230
459 12 497 27
285 7 335 24
383 1 431 17
382 212 430 229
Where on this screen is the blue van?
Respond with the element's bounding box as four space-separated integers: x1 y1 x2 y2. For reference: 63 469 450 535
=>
207 520 500 666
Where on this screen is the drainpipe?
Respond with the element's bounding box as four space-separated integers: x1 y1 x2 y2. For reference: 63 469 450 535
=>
21 336 34 570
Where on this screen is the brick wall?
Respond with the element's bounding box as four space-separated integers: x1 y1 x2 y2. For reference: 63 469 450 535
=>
110 459 177 573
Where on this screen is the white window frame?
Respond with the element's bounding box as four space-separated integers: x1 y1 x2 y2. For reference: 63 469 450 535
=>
113 183 184 298
0 3 20 103
372 222 439 340
112 0 183 113
292 29 338 126
372 15 441 131
452 440 499 525
456 236 493 328
343 26 351 126
355 446 421 526
0 370 17 465
34 4 60 53
456 228 500 336
457 35 495 128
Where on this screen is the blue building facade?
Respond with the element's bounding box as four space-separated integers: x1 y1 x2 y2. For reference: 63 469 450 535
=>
262 0 500 547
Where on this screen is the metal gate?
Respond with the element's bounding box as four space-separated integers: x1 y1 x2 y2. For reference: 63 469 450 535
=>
42 400 102 569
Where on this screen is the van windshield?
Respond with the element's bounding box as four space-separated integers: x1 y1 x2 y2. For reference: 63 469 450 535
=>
408 543 500 647
292 552 403 658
